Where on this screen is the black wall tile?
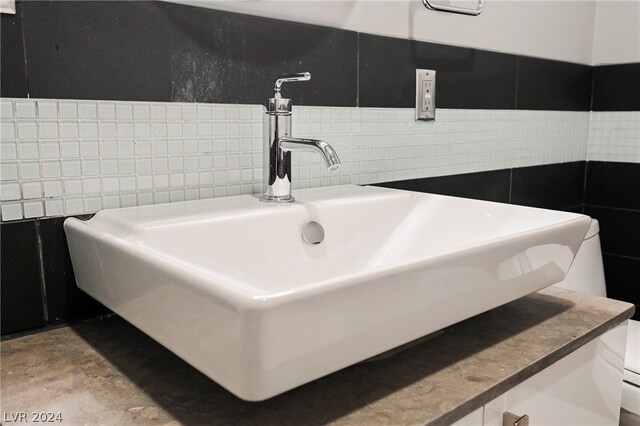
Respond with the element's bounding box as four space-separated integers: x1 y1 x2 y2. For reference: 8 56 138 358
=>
358 34 517 109
516 57 592 111
511 162 586 210
227 11 357 107
562 204 584 214
39 217 110 323
592 63 640 111
585 206 640 259
13 0 616 112
21 1 172 102
21 1 357 106
374 169 511 203
583 162 640 321
1 221 45 335
1 2 28 98
603 254 640 320
585 162 640 210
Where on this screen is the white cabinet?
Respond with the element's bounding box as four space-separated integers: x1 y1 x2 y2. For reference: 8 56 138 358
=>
452 407 484 426
453 322 628 426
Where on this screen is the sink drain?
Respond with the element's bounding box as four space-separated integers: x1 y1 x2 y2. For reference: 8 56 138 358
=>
302 221 325 245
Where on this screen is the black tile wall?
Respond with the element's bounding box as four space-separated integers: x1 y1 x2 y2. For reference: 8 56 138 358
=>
602 255 640 321
511 162 586 210
585 162 640 210
592 63 640 111
1 2 28 98
374 169 510 203
374 162 587 208
585 60 640 308
1 221 45 335
358 34 517 109
515 57 593 111
585 60 640 312
21 1 173 102
561 205 584 214
585 207 640 259
226 11 357 107
39 217 109 323
1 216 110 337
2 0 596 110
584 161 640 312
20 1 358 106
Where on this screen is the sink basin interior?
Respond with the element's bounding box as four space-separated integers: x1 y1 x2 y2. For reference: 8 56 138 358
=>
113 186 584 296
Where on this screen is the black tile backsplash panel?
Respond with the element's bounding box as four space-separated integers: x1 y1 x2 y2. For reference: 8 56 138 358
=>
13 0 612 111
358 34 517 109
585 162 640 210
584 161 640 323
511 162 586 210
20 1 357 106
592 63 640 111
21 1 174 102
585 206 640 259
40 217 110 323
0 221 45 335
562 204 584 214
1 2 28 98
602 255 640 321
224 11 357 107
374 169 511 203
516 57 592 111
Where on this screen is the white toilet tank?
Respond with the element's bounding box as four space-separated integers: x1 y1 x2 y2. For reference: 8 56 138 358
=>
555 219 607 297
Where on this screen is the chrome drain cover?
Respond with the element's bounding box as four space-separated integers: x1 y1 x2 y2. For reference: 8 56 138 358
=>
302 221 325 245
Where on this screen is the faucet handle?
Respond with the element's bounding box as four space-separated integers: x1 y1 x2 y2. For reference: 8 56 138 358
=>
273 72 311 98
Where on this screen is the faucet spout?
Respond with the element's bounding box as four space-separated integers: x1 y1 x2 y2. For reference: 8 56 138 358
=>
280 137 341 172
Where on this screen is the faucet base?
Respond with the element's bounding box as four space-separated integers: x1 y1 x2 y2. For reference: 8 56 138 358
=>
259 194 295 203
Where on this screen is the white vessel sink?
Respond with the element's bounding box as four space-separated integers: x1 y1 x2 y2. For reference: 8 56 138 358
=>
65 185 591 401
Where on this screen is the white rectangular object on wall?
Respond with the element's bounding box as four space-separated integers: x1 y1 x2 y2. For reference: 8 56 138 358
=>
416 69 436 121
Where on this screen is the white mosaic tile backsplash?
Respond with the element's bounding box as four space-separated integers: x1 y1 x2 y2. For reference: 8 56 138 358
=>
587 111 640 163
0 98 592 221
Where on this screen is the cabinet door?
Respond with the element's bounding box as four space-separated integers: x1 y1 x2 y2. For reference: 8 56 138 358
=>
451 407 483 426
484 323 627 426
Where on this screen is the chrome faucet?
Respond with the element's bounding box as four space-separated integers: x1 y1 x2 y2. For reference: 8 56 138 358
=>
260 72 341 203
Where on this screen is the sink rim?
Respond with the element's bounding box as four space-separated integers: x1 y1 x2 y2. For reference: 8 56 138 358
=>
65 185 591 309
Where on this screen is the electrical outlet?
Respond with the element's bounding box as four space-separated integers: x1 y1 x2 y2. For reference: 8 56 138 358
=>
416 69 436 121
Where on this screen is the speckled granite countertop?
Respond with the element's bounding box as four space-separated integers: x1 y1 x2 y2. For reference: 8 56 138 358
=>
1 287 634 426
